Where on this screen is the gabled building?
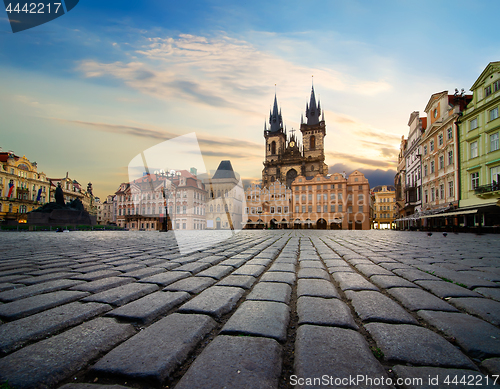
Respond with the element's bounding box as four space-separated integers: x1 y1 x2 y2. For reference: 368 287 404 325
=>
371 185 396 229
458 61 500 227
394 135 407 219
403 111 426 227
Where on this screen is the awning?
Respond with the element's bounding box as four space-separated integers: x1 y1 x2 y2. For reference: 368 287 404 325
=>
420 209 478 219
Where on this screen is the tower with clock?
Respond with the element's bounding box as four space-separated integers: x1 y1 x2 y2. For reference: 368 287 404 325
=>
262 85 328 188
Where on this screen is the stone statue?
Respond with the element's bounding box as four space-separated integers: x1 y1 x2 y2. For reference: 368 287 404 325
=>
55 183 65 206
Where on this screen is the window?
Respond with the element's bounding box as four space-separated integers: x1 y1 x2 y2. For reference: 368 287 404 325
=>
338 204 343 212
330 204 335 212
440 184 444 200
431 188 435 201
308 205 312 213
424 165 428 177
490 107 499 121
471 172 479 189
317 205 321 212
439 155 444 170
491 166 500 184
470 117 478 130
308 194 312 201
317 194 321 201
301 205 305 213
358 205 364 213
491 132 500 152
470 141 478 158
270 206 275 214
295 205 299 213
317 185 321 190
485 85 492 97
448 181 454 197
301 194 306 202
430 161 435 173
358 194 364 202
310 135 316 150
424 145 427 155
277 206 282 214
331 184 335 189
330 193 336 200
338 193 343 200
323 205 328 213
424 190 428 203
347 206 352 213
448 150 453 165
284 206 288 213
438 134 443 146
430 140 434 152
447 127 453 140
494 80 500 92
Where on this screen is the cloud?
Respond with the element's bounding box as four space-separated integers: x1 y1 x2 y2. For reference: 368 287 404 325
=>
327 151 395 169
329 163 396 188
76 33 392 115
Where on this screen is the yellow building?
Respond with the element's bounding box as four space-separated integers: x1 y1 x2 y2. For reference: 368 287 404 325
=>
0 151 50 224
372 185 397 229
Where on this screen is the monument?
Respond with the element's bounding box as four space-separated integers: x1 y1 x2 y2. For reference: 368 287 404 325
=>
27 182 97 227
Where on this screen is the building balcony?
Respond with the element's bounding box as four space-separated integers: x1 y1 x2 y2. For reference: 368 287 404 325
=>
474 183 500 198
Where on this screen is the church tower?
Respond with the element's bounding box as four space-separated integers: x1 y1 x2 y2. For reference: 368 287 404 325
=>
300 84 328 176
262 94 286 187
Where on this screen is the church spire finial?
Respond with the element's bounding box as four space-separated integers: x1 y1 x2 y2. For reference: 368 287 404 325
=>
305 81 320 125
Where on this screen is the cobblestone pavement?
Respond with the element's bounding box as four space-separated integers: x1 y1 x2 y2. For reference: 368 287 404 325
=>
0 230 499 389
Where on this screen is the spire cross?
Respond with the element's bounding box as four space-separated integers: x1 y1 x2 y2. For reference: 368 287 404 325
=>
290 128 296 137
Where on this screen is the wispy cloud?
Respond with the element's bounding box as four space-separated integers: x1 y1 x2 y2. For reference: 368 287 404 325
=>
327 151 395 169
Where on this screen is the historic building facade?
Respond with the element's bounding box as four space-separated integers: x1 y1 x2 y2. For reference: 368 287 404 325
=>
371 185 396 229
262 87 328 188
459 61 500 227
0 151 50 223
420 91 472 225
244 181 292 228
394 136 407 219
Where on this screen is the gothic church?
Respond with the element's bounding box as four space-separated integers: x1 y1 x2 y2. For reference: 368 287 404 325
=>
262 86 328 188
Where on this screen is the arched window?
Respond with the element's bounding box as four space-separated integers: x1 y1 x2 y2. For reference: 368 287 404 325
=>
224 204 229 212
271 141 276 155
217 204 220 212
217 190 221 198
310 135 316 150
210 205 213 212
224 189 228 197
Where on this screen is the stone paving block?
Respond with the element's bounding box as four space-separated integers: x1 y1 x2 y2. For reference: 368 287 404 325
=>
70 276 135 293
387 287 458 312
92 313 216 384
26 268 74 276
82 283 158 307
219 258 248 268
0 301 111 355
112 263 146 273
0 282 19 292
297 296 357 329
297 268 330 280
197 255 225 265
139 271 190 286
163 276 216 294
216 275 257 289
370 275 418 289
72 270 122 282
0 278 84 302
260 271 296 285
106 291 189 324
392 268 441 282
0 317 135 389
172 262 210 274
294 325 391 389
355 264 393 277
195 265 233 280
331 272 379 291
297 278 340 299
392 366 495 389
247 282 292 304
299 261 325 269
247 258 272 267
175 335 282 389
21 271 79 285
365 323 476 369
221 300 290 342
475 288 500 302
345 290 417 325
427 267 499 289
481 358 500 376
417 310 500 359
72 264 111 273
268 263 295 273
178 286 244 318
232 264 266 277
0 290 89 321
118 267 164 280
323 259 349 268
415 280 483 298
448 297 500 326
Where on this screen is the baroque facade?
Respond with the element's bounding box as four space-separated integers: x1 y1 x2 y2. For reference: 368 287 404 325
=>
0 151 50 223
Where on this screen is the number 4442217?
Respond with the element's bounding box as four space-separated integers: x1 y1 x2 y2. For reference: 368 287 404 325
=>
5 3 62 13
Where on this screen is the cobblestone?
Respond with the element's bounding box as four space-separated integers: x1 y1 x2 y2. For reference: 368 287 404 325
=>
0 230 499 389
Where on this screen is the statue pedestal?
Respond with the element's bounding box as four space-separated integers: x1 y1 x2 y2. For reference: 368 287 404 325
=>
28 209 96 226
